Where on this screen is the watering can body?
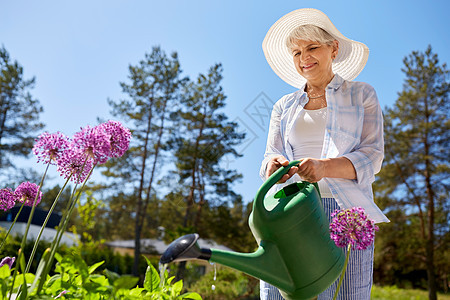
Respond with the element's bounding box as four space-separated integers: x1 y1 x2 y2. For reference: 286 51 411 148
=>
247 161 345 299
160 160 344 300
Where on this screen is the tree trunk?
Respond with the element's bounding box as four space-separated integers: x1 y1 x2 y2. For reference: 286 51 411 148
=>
182 116 205 228
132 95 154 276
0 100 9 167
177 147 199 281
194 195 205 234
177 108 206 281
182 168 196 228
194 168 206 230
133 223 142 276
142 92 169 226
423 95 437 300
177 162 198 281
0 103 8 142
426 238 437 300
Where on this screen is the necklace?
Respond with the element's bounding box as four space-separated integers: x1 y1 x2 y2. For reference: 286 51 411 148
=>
308 94 324 99
305 85 327 109
306 84 325 100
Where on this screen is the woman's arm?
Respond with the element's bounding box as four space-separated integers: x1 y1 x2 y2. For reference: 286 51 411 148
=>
297 84 383 184
341 84 384 185
259 95 295 182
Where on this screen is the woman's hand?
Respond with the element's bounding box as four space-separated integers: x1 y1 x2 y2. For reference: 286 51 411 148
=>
297 157 357 182
265 156 299 183
297 158 326 182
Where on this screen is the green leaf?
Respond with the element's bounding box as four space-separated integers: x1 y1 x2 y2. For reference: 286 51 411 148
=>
18 253 26 273
45 275 62 295
143 256 152 267
1 280 7 300
88 261 105 274
17 274 27 300
15 273 36 287
180 292 203 300
45 274 61 287
113 275 139 290
167 276 175 285
54 252 63 263
127 287 145 297
29 295 54 300
143 263 160 292
83 279 110 294
71 254 89 281
104 269 120 285
0 265 11 279
89 274 110 286
171 280 183 296
32 248 51 294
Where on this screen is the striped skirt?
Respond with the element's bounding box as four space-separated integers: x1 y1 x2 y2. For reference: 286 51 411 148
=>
259 198 375 300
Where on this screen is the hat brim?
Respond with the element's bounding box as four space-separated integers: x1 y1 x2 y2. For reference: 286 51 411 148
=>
262 8 369 89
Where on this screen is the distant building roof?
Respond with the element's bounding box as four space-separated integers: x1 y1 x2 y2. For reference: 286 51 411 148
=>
0 206 77 247
105 238 233 255
0 222 78 247
0 206 61 228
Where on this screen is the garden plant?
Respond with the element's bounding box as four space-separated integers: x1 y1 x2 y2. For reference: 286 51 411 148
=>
0 121 201 299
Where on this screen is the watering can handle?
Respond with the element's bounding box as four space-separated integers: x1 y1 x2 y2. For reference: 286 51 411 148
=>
254 160 321 209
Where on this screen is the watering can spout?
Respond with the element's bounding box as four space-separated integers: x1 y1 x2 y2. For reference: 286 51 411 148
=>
208 240 295 292
160 233 295 292
159 233 211 264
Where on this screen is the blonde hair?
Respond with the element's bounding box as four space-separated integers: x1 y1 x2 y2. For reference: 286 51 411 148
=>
286 25 336 52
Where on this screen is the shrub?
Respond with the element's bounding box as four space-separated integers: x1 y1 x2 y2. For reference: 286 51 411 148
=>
0 252 202 299
189 265 259 300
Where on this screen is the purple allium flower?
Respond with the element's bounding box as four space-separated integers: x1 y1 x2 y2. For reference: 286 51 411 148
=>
71 125 111 165
329 207 379 250
0 256 15 269
14 182 42 207
57 148 94 184
98 120 131 158
0 188 16 211
33 132 70 165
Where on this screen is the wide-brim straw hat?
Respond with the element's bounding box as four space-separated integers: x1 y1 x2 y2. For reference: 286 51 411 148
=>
262 8 369 89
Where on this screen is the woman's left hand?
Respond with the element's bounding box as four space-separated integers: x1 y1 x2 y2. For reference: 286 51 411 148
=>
297 158 326 182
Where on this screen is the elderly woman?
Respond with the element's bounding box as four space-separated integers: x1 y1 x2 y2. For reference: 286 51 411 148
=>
259 8 389 300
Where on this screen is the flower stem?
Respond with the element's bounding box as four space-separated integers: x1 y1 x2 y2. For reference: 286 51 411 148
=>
9 162 50 300
332 243 352 300
24 174 72 274
0 201 26 253
31 179 81 294
34 160 95 295
55 165 95 248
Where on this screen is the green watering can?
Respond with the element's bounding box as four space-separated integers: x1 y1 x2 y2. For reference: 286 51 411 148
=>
160 160 345 299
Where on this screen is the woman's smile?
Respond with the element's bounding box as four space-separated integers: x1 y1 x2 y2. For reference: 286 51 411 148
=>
302 62 317 71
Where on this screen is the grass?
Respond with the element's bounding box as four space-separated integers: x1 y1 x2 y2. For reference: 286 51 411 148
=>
372 285 450 300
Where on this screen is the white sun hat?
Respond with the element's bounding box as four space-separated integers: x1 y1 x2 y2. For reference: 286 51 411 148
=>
262 8 369 89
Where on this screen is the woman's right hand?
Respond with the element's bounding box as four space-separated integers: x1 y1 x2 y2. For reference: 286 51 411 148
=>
265 156 299 183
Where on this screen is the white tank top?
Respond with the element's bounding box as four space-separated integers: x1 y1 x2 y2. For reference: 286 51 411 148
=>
289 107 333 197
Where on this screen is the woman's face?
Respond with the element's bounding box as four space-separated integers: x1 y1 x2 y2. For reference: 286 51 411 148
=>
291 39 338 84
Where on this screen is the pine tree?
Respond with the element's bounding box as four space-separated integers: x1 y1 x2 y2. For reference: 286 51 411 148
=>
169 64 245 279
374 46 449 299
0 46 44 171
104 46 186 275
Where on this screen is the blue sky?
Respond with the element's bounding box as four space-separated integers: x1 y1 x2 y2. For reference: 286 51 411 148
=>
1 0 449 204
